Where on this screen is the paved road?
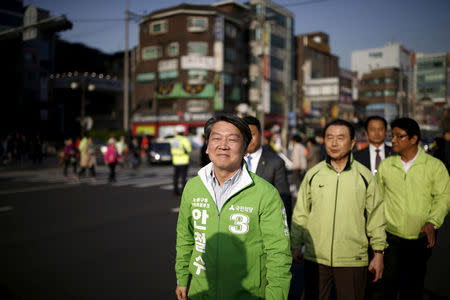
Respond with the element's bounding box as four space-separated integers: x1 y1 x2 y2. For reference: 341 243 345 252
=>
0 165 199 300
0 165 449 299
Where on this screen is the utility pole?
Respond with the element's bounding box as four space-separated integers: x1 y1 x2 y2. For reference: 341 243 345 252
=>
258 0 266 133
123 0 130 131
81 83 86 137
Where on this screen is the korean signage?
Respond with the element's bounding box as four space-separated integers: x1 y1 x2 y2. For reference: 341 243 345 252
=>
158 59 178 72
181 56 215 70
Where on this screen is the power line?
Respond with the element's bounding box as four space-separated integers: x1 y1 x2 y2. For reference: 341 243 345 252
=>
71 18 125 23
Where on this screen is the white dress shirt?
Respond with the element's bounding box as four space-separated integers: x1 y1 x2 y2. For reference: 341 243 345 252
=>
369 143 386 174
245 146 263 173
401 148 419 173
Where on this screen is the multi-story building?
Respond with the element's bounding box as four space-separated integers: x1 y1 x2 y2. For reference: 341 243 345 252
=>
358 67 406 123
132 2 249 138
414 52 449 127
295 32 341 131
0 0 23 137
0 2 71 139
247 0 294 134
416 53 448 103
339 68 357 121
351 42 414 120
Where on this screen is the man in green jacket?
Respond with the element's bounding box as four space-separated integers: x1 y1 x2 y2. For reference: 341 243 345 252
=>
373 117 450 300
175 114 292 300
291 119 387 300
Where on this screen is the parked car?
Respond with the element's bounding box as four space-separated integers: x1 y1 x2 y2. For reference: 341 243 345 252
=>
149 141 172 164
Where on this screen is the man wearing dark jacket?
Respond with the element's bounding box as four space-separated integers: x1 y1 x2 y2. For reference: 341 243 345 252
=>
243 116 293 227
355 116 393 174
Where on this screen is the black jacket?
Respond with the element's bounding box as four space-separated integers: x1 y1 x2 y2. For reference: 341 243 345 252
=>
354 144 393 170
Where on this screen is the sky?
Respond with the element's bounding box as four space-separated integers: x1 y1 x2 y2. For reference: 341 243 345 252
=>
23 0 450 69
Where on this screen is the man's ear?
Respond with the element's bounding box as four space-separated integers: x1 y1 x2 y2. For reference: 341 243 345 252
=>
411 135 419 145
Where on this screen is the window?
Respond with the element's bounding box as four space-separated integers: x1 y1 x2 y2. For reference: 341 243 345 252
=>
188 42 208 56
369 52 383 58
225 23 236 38
137 72 155 84
225 47 236 61
150 20 168 34
167 42 179 57
384 78 395 84
271 34 285 49
223 73 232 85
271 56 283 70
188 17 208 32
374 90 383 97
142 46 162 60
384 90 396 97
250 28 261 41
188 70 208 84
140 23 147 35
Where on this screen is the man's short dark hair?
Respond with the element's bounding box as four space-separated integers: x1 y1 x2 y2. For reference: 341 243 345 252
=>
242 116 261 133
365 116 387 130
323 119 355 140
204 113 252 153
390 117 421 144
292 135 302 143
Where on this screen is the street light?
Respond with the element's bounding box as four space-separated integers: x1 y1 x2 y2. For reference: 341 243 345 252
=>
71 76 95 136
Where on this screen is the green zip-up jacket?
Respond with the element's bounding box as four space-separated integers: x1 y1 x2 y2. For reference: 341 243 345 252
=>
376 148 450 239
291 155 387 267
175 163 292 300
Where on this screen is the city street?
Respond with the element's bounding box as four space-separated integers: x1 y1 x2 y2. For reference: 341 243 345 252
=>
0 164 449 299
0 164 198 300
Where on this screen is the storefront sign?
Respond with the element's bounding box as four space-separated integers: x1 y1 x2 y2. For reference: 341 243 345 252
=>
181 56 215 70
158 59 178 72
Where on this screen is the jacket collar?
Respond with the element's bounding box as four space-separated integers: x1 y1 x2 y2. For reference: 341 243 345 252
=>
391 146 425 168
198 161 254 203
326 152 353 172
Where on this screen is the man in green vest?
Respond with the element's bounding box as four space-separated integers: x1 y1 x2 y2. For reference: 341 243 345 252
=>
171 125 192 196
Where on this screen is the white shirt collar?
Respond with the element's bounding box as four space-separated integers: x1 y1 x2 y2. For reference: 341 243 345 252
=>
369 143 386 174
401 147 420 173
245 146 263 173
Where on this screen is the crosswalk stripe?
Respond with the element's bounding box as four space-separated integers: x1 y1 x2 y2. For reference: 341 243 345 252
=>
1 166 201 191
134 179 172 188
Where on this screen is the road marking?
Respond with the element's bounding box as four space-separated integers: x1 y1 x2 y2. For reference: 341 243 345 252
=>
135 179 172 188
171 207 179 213
160 184 173 190
0 184 69 195
0 205 13 212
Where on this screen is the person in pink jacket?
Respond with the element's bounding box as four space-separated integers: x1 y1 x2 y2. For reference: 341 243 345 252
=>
104 138 118 183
